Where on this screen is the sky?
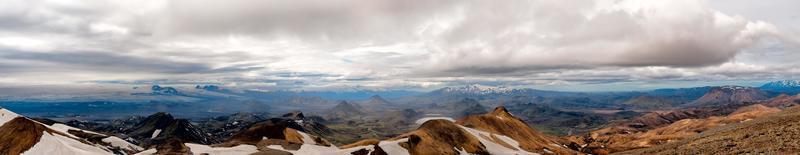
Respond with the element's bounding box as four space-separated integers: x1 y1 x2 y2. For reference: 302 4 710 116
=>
0 0 798 92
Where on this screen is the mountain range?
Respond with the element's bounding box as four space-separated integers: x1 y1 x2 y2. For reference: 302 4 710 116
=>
2 80 800 154
760 80 800 94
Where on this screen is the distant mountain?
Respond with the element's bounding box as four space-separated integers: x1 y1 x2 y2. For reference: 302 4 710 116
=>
430 98 490 118
363 95 392 106
760 80 800 94
686 86 769 107
645 86 712 104
150 85 181 96
434 98 480 109
0 108 142 154
436 84 516 95
324 101 364 120
124 112 218 147
292 90 422 100
424 84 578 98
458 102 488 118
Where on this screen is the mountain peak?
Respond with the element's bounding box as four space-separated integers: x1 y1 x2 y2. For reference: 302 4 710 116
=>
281 111 305 120
326 101 365 120
456 106 576 154
127 112 217 147
335 100 355 107
331 101 362 113
489 106 512 117
365 95 391 105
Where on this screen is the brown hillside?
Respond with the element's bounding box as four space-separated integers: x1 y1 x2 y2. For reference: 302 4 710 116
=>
396 119 489 155
575 104 779 153
620 105 800 154
457 106 575 154
761 94 800 108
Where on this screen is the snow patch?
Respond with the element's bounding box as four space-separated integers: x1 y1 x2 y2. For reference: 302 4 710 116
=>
184 143 258 155
377 138 410 155
49 123 101 137
102 136 143 151
268 144 340 155
459 125 538 155
297 131 318 145
0 108 20 125
151 129 162 139
23 131 111 155
415 117 454 125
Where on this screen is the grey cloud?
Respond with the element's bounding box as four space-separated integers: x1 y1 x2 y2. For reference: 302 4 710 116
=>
156 0 461 46
0 49 257 74
0 0 798 91
420 0 781 75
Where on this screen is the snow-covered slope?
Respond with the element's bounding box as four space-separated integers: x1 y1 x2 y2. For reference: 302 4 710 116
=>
24 132 110 155
0 108 143 155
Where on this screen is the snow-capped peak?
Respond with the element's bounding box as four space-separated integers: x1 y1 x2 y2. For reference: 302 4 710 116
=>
441 84 515 95
761 80 800 88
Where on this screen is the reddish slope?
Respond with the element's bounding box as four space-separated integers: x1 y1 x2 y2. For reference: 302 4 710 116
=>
621 105 800 154
761 94 800 108
570 104 779 154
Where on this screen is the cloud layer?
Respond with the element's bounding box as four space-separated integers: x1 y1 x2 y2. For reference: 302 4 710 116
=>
0 0 797 91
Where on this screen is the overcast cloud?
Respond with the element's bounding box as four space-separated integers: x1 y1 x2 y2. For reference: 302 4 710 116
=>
0 0 798 91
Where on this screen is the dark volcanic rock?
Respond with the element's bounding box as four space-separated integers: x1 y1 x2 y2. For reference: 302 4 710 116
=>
125 112 218 147
197 112 270 141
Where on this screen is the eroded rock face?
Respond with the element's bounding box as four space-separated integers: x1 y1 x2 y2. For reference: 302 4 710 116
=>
223 118 303 146
0 117 51 154
221 117 331 147
125 112 218 148
0 110 135 155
